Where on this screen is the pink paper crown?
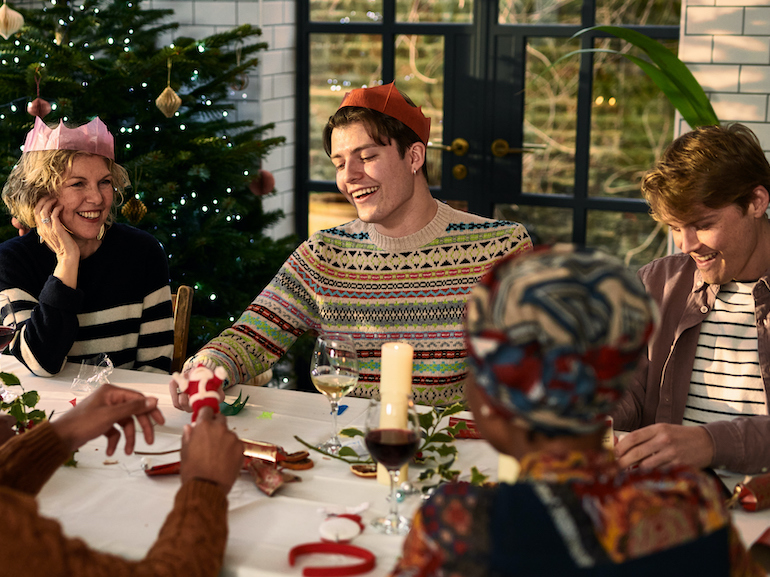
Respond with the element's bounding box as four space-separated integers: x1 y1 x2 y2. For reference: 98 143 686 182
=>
23 116 115 160
338 82 431 145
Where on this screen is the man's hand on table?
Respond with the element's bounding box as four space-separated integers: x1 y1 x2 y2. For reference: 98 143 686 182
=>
51 384 165 456
180 406 244 493
614 423 715 470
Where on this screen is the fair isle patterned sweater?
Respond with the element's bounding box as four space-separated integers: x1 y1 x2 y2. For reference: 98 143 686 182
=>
189 200 532 405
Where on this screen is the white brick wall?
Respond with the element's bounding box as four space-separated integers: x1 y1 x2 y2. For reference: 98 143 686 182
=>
680 0 770 153
148 0 296 240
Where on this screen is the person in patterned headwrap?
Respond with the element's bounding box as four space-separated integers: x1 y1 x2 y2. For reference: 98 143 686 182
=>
390 245 761 577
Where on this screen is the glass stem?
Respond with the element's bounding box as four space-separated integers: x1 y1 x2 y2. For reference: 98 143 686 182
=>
329 399 339 440
388 469 400 520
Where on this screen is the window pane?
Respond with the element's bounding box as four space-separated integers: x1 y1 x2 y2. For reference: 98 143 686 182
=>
589 38 677 199
499 0 582 24
395 34 445 186
309 34 382 181
310 0 383 23
586 211 668 269
397 0 473 23
523 37 580 196
596 0 681 26
494 204 573 246
308 191 358 235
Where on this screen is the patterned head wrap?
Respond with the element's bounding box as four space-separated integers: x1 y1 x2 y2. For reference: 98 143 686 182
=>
464 245 656 436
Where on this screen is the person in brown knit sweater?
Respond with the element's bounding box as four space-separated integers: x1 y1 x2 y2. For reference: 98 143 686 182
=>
0 383 244 577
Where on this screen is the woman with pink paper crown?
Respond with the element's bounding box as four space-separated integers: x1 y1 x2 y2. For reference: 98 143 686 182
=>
0 117 174 375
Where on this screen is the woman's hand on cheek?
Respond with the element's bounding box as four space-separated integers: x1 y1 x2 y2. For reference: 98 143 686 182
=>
35 197 79 259
35 197 80 288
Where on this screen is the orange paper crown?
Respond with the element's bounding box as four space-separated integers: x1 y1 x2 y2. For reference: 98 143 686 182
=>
23 116 115 160
338 82 431 144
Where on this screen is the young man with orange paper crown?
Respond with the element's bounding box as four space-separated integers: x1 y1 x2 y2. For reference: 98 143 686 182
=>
172 83 531 408
0 117 174 375
390 246 762 577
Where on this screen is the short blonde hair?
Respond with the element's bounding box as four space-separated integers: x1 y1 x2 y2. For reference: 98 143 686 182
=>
2 150 130 229
642 123 770 223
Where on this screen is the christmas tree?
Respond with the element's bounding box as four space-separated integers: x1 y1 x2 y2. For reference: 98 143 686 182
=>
0 0 297 354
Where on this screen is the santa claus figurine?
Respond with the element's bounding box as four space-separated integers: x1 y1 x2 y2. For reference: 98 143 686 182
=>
171 365 227 422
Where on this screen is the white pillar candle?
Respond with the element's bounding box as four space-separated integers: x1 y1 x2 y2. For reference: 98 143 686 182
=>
380 342 414 400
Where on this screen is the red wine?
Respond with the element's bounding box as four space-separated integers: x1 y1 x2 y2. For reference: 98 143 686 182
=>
365 429 419 470
0 326 15 350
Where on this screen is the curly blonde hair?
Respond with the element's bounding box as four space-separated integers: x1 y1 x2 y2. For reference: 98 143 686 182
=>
2 150 130 229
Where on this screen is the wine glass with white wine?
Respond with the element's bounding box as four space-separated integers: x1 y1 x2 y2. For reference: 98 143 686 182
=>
310 332 359 454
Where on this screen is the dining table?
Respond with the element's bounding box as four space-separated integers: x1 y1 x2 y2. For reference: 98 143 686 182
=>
4 355 770 576
2 356 500 577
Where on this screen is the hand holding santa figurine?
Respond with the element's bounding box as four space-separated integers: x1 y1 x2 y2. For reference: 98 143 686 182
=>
171 365 227 422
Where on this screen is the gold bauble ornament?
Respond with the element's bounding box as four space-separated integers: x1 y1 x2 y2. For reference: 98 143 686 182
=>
230 72 249 91
0 1 24 40
155 85 181 118
121 197 148 224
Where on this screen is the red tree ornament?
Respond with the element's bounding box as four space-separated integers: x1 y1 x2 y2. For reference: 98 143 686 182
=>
248 169 275 196
27 97 51 118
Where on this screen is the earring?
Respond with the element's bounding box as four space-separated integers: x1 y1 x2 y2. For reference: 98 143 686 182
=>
413 169 417 176
97 225 105 240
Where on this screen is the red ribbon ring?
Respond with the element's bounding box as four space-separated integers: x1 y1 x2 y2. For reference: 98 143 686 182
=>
288 542 376 577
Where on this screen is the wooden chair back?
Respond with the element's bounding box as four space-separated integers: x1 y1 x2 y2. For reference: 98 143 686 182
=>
171 285 193 374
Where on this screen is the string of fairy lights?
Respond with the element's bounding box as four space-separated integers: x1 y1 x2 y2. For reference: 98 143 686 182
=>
0 0 265 308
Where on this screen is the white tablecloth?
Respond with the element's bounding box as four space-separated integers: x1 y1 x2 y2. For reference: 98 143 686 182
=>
5 357 770 574
3 357 499 577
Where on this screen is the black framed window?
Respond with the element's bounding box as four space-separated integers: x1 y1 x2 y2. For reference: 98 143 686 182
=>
297 0 680 268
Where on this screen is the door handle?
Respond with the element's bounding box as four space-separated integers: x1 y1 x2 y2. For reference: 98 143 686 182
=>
490 139 546 157
427 137 469 156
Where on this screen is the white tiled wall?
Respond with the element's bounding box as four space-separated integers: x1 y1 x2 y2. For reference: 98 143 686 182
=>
148 0 296 240
679 0 770 149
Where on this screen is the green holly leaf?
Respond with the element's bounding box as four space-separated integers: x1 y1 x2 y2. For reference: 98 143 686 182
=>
418 468 436 481
437 403 465 418
434 444 457 458
448 421 467 436
63 451 78 467
21 390 40 408
8 402 26 423
470 466 489 486
338 446 359 458
418 411 436 430
26 409 47 423
0 372 21 386
339 427 364 438
426 432 454 444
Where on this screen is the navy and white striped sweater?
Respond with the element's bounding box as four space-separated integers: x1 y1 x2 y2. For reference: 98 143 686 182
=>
0 223 173 376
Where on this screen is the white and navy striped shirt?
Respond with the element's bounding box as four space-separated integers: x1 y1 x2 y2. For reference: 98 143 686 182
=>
683 281 767 425
0 224 174 376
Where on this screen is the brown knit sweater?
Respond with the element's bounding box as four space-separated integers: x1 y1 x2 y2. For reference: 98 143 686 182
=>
0 422 229 577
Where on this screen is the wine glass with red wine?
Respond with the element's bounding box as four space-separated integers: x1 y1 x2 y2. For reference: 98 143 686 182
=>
0 294 17 369
364 396 421 535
